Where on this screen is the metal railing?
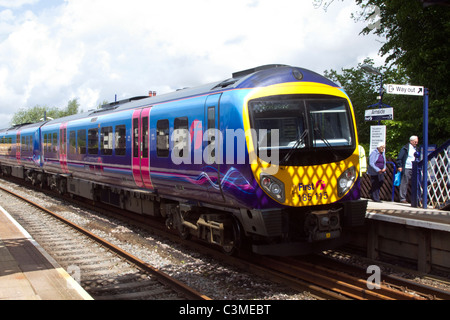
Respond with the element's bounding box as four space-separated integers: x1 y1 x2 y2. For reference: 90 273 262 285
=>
412 139 450 209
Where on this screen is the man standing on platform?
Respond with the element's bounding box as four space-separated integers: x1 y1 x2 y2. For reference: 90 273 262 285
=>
396 136 419 203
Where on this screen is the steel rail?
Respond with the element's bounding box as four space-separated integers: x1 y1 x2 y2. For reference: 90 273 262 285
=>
0 185 210 301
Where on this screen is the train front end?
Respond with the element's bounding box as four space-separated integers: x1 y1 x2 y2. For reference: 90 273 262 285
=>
239 67 368 255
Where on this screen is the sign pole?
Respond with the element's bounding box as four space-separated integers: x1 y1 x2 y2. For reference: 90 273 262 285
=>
422 88 429 209
385 83 428 209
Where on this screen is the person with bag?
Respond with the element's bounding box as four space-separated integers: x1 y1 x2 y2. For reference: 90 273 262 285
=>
368 142 387 202
396 136 419 203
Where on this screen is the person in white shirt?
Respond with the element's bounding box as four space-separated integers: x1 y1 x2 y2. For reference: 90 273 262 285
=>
396 136 419 203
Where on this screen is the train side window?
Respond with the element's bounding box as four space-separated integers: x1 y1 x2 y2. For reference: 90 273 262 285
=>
52 133 58 153
142 117 149 159
44 134 47 153
69 131 77 155
78 129 86 155
207 107 216 161
174 117 189 158
115 125 126 156
61 129 67 154
133 118 139 158
156 119 169 158
101 126 113 156
88 128 99 155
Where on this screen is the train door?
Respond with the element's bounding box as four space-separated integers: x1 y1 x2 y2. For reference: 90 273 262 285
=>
132 107 154 190
204 94 225 202
59 123 69 173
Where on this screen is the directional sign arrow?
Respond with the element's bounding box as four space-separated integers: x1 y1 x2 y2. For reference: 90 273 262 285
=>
386 84 425 96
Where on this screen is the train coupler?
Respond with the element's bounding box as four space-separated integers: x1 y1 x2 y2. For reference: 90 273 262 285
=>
304 209 342 242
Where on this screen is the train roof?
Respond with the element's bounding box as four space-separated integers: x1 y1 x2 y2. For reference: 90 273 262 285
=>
1 65 339 130
90 64 339 114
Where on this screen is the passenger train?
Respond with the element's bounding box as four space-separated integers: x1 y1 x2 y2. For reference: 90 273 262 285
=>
0 65 367 255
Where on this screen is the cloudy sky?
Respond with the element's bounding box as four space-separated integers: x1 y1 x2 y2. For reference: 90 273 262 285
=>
0 0 384 128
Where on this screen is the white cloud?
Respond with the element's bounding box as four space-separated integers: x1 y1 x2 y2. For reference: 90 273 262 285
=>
0 0 384 129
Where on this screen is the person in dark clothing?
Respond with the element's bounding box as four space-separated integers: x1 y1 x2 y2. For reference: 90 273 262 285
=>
396 136 419 203
368 142 387 202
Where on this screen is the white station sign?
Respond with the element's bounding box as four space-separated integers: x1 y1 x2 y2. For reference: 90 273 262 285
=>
365 107 394 121
386 84 424 96
370 125 386 153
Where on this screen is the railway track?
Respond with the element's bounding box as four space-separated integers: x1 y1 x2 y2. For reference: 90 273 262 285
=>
0 185 210 300
1 177 449 301
246 253 450 300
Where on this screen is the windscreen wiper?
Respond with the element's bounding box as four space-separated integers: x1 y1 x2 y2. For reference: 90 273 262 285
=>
280 129 308 165
313 125 339 160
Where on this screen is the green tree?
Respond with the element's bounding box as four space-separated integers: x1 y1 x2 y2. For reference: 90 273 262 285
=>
60 98 80 117
355 0 450 146
12 98 80 126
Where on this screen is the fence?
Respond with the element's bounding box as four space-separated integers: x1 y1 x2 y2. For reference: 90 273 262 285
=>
415 139 450 210
361 160 402 202
361 140 450 210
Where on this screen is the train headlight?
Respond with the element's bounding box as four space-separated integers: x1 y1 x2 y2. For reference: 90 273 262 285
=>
260 174 285 203
337 166 356 197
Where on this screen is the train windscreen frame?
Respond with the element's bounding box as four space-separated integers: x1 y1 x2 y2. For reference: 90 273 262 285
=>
248 94 356 166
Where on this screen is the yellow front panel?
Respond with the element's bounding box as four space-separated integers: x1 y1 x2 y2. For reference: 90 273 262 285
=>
243 82 360 207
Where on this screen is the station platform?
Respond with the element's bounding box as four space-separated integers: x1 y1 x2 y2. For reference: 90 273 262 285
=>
0 206 92 300
366 199 450 232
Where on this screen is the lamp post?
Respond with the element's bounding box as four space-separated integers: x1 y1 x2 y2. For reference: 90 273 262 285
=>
362 64 393 155
361 64 384 125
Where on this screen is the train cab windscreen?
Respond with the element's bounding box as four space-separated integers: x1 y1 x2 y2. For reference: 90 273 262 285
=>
249 95 356 166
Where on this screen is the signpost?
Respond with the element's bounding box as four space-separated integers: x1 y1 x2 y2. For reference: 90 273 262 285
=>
385 84 429 209
362 67 430 208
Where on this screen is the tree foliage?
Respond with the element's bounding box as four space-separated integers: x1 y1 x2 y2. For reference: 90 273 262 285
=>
324 0 450 158
354 0 450 147
12 98 80 126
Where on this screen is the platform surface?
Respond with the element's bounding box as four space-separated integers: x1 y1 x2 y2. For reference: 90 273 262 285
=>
0 206 92 300
366 199 450 232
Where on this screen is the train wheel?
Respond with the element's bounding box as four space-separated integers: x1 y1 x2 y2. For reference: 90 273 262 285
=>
221 218 242 256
